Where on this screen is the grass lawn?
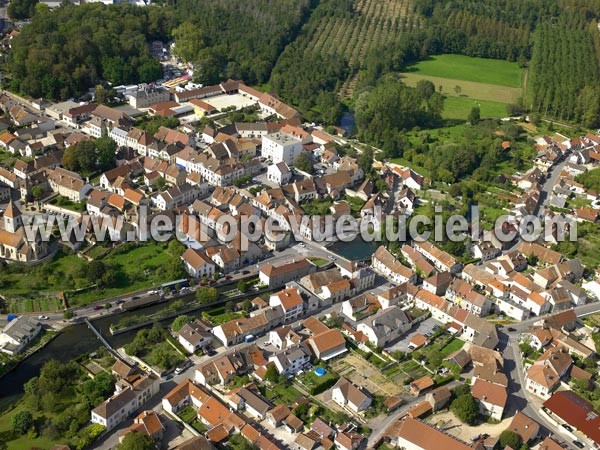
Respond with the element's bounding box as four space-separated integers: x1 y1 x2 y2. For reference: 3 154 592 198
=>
264 383 303 405
5 297 63 313
177 405 197 423
0 241 185 309
404 54 523 87
0 401 63 450
440 338 465 357
308 257 329 267
441 97 510 120
202 308 244 326
399 360 429 380
298 365 339 394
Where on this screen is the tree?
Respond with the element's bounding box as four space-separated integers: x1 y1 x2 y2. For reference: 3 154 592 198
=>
358 147 374 176
426 349 443 368
171 315 192 332
117 430 155 450
86 260 106 282
64 309 74 320
12 410 33 435
61 145 80 172
196 287 218 304
7 0 38 19
451 394 479 425
237 280 248 293
264 363 279 382
468 106 481 125
416 80 435 100
241 299 252 312
31 186 44 200
454 85 462 94
94 85 109 105
95 137 117 172
294 153 313 174
499 430 521 449
225 301 235 312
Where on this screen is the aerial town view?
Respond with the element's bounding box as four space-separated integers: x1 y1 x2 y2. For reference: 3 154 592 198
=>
0 0 600 449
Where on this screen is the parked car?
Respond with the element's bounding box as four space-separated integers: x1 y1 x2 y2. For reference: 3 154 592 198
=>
174 367 183 375
507 327 517 332
93 305 104 311
573 441 585 449
242 270 250 275
37 315 49 320
562 425 574 432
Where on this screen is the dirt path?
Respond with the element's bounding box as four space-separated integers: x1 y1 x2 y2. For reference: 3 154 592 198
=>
425 411 512 442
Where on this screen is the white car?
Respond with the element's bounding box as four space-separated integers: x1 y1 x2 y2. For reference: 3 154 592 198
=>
38 315 49 320
174 367 183 375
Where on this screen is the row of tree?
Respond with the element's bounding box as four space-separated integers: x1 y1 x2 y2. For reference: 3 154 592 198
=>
528 18 600 127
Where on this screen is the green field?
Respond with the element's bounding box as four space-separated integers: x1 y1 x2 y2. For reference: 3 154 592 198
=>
401 54 524 120
404 54 523 87
442 97 510 120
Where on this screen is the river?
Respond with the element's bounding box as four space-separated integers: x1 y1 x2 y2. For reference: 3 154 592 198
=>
0 288 228 404
329 236 379 261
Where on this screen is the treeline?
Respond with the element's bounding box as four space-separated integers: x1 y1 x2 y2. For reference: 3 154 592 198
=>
8 3 170 99
528 19 600 126
412 0 600 61
171 0 313 85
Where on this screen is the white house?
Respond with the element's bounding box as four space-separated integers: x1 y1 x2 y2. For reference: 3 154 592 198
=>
178 322 212 354
269 288 304 322
267 162 292 185
331 377 372 413
262 132 303 166
181 248 216 279
0 316 41 355
91 375 159 431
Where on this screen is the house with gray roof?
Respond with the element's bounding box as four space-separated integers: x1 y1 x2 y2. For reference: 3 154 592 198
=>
0 316 41 355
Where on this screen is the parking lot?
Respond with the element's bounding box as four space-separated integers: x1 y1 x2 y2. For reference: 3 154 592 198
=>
384 317 443 353
203 93 257 111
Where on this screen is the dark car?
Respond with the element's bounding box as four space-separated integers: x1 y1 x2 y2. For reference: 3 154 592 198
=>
93 305 104 311
205 347 216 356
563 424 574 432
242 270 250 275
573 441 585 449
507 327 517 332
115 299 125 305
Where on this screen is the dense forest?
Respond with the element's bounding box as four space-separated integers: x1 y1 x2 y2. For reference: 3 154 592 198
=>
8 3 170 99
528 18 600 127
171 0 313 85
7 0 313 99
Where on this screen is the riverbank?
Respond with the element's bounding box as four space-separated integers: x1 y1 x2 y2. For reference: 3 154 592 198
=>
109 287 272 335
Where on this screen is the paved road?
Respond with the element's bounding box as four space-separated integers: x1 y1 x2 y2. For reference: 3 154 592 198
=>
534 159 568 217
496 302 600 450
